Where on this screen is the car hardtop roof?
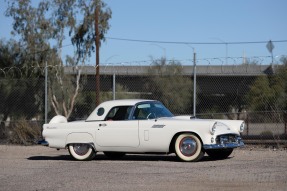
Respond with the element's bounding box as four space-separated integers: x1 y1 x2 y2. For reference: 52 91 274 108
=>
86 99 158 121
100 99 156 107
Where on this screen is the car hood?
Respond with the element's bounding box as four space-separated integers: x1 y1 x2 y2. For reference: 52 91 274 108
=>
157 115 244 134
170 115 216 123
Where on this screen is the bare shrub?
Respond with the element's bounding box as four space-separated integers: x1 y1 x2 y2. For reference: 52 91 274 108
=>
8 119 41 145
0 122 7 143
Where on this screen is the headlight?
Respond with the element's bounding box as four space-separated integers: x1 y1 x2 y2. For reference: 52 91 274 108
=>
210 122 217 135
240 122 245 132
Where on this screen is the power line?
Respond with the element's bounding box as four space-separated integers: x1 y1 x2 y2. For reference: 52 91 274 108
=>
4 37 287 57
106 37 287 45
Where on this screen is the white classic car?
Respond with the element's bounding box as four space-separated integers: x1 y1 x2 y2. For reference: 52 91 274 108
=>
40 99 244 162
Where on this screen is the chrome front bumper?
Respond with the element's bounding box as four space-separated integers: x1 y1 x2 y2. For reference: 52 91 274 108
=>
203 135 244 150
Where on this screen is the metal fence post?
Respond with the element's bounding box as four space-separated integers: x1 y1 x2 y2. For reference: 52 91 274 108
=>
246 112 249 136
284 111 287 136
193 50 196 117
44 61 48 124
113 73 116 100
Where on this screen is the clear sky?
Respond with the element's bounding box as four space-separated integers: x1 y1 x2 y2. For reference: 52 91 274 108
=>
0 0 287 65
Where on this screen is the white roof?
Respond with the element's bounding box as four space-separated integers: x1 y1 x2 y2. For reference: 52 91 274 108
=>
100 99 153 106
86 99 155 121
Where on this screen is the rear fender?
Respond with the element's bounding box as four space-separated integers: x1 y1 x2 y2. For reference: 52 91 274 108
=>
66 133 96 150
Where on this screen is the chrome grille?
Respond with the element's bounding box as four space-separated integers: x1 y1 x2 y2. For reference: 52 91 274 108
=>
216 134 240 145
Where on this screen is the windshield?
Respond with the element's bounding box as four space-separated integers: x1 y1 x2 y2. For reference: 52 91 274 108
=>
133 102 174 119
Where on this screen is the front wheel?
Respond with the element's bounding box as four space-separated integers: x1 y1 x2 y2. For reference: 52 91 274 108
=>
206 149 233 160
68 143 96 161
174 133 204 162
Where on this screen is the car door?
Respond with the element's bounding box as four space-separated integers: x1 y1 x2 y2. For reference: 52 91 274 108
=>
132 102 172 152
138 120 170 152
95 106 139 147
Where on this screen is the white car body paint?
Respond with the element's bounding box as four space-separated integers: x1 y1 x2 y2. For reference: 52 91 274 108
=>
42 99 244 154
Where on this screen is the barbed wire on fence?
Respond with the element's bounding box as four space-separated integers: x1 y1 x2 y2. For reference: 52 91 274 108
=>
0 55 285 78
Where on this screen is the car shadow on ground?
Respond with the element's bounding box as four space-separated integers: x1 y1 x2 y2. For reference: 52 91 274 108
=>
27 154 232 162
28 155 73 161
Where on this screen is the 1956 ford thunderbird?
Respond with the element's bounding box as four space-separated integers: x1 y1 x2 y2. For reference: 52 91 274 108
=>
40 99 244 162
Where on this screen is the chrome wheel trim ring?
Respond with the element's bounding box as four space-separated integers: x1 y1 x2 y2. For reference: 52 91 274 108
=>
73 144 90 156
179 137 197 156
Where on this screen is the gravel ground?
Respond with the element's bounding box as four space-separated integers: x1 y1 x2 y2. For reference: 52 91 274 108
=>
0 145 286 191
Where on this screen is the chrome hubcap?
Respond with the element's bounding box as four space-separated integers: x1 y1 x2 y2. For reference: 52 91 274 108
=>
73 144 89 156
179 137 197 156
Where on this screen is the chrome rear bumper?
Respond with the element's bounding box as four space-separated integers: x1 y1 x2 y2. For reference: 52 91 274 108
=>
38 139 49 146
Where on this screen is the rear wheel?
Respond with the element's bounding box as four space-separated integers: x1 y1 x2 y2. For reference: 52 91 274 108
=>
206 149 233 160
68 143 96 161
174 133 204 162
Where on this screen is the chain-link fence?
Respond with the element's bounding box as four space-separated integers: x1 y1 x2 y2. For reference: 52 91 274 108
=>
0 61 287 146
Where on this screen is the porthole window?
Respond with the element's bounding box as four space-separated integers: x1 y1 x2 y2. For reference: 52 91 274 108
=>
97 107 105 116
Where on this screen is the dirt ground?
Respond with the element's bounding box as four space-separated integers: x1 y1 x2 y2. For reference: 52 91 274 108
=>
0 145 286 191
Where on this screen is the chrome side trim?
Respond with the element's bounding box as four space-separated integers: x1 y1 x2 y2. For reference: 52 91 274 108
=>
151 125 165 128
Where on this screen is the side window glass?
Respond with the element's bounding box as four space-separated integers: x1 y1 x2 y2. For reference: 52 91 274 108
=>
106 107 119 120
106 106 132 121
133 102 173 119
97 107 105 116
133 104 151 120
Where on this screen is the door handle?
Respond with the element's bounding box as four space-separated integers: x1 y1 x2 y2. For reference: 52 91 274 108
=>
99 123 107 127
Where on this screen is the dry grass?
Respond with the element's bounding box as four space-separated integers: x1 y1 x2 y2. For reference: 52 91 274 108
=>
7 119 41 145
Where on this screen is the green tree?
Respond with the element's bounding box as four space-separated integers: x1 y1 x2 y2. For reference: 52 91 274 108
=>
0 40 43 122
5 0 53 68
6 0 111 64
276 57 287 110
144 58 193 114
247 76 274 111
5 0 112 119
246 60 286 112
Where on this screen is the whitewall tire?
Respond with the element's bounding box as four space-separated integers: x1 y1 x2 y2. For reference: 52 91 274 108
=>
68 143 96 161
175 133 204 162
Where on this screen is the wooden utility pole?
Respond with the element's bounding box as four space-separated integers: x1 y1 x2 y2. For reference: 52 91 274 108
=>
95 1 100 106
